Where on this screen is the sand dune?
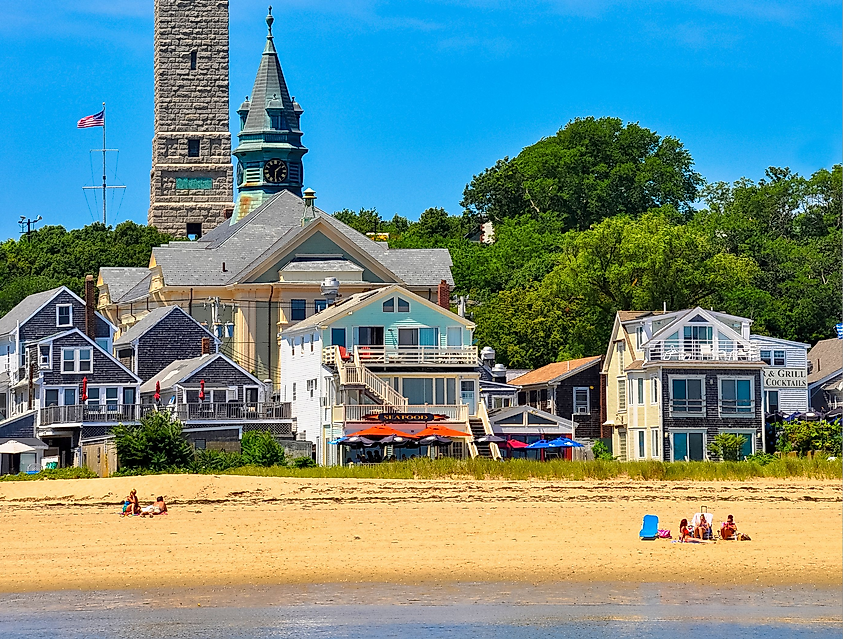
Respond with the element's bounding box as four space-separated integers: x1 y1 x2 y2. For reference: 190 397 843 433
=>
0 474 839 593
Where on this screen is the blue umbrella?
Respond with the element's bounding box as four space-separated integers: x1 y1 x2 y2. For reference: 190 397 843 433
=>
548 437 584 448
526 440 552 449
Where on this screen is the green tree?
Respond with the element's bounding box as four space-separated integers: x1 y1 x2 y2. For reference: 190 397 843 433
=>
240 430 286 466
332 208 383 235
707 433 747 462
461 117 702 231
113 411 193 472
780 420 842 455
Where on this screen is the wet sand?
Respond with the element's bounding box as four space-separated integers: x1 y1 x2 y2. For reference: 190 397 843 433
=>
0 475 840 593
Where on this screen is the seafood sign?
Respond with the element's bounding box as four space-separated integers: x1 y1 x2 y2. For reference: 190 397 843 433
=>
763 368 807 388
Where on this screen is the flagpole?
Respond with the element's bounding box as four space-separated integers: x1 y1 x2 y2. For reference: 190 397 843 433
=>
102 102 107 225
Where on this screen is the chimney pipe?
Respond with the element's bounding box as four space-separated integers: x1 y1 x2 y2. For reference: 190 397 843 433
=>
438 280 450 310
201 337 211 355
84 275 97 341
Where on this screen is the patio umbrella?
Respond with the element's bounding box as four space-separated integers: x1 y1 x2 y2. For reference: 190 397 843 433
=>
199 379 205 401
548 437 584 448
414 425 471 438
0 440 38 454
526 440 552 449
475 434 505 443
506 439 529 449
333 436 377 448
824 406 842 420
81 377 88 402
347 425 417 439
154 380 161 403
765 411 786 423
379 434 415 446
418 434 453 446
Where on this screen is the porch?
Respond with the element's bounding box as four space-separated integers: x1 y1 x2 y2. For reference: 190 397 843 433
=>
323 345 478 366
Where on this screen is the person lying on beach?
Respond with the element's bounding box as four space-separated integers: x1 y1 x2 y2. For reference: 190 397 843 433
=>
140 496 168 517
694 514 711 539
721 515 738 540
679 518 695 542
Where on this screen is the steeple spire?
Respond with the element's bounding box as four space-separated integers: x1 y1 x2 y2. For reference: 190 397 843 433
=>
265 6 275 53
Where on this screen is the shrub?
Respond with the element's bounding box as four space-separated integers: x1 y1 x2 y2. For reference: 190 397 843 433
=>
591 440 614 461
707 433 746 462
745 452 778 466
290 456 316 469
190 448 244 472
781 420 842 455
240 430 286 466
113 411 193 472
0 466 97 481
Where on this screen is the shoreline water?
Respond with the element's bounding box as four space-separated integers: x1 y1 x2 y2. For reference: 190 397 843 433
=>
0 475 840 594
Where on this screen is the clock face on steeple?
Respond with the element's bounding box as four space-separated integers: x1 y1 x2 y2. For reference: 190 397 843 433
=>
263 158 288 184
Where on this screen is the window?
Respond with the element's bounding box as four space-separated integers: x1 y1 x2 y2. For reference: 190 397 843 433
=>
356 326 384 346
123 388 136 406
86 387 100 406
398 328 418 346
672 431 705 461
720 378 753 414
760 350 772 365
45 389 59 407
651 377 658 404
331 328 346 348
307 379 317 398
382 298 394 313
105 387 118 407
39 345 50 369
397 298 410 313
447 327 462 347
766 390 779 413
718 430 753 458
314 299 327 313
186 223 203 240
188 139 200 157
56 305 72 327
95 338 109 352
617 379 627 411
773 350 786 366
446 378 456 404
190 50 197 70
670 378 704 413
638 430 646 459
617 343 625 374
62 349 75 373
79 349 91 373
652 429 660 459
64 388 76 406
270 114 286 130
635 326 645 349
290 299 306 321
194 439 206 450
637 378 644 405
403 378 434 404
574 387 590 414
292 383 297 401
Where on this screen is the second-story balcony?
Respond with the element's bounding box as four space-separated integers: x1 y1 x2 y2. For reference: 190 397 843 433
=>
40 404 141 426
646 340 760 363
39 402 292 427
323 345 477 367
332 403 469 425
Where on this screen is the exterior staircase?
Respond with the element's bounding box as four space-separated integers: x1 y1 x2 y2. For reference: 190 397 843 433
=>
469 417 491 458
326 346 408 408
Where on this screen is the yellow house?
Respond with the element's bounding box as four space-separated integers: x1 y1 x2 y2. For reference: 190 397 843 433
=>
97 191 454 395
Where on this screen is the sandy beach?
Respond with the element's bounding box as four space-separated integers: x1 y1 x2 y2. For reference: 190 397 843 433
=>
0 475 839 593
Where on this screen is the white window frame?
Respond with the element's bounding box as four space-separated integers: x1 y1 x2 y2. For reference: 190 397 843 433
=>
637 377 644 405
38 344 51 370
292 382 297 401
56 304 73 328
650 377 658 404
635 325 645 350
61 348 92 374
760 350 772 365
669 427 708 462
617 342 625 374
718 376 755 417
773 350 786 366
717 428 757 457
765 389 779 413
651 428 660 459
668 375 706 415
573 387 590 414
617 378 627 412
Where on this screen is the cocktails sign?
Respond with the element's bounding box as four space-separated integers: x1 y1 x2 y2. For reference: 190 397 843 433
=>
763 368 807 388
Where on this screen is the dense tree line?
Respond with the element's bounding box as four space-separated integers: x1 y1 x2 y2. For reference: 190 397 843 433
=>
334 117 842 368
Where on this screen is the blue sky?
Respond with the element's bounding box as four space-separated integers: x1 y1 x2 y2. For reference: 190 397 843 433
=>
0 1 841 239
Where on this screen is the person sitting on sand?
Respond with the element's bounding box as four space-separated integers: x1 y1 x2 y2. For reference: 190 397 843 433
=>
721 514 738 540
122 489 140 516
694 514 711 539
679 518 694 542
140 496 167 517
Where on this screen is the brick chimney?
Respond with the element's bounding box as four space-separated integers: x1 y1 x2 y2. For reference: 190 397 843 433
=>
84 275 97 341
438 280 450 310
201 337 211 355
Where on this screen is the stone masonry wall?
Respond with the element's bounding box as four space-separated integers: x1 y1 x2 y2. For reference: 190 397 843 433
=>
149 0 234 238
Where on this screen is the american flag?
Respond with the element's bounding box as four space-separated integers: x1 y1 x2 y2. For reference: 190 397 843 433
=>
77 109 105 128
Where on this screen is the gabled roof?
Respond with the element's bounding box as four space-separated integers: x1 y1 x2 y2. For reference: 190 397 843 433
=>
98 268 151 304
140 353 260 393
617 310 668 323
138 190 454 290
644 307 748 345
508 356 601 387
114 306 217 347
750 334 810 350
808 338 843 385
281 285 474 336
37 328 141 383
486 405 574 433
0 287 64 336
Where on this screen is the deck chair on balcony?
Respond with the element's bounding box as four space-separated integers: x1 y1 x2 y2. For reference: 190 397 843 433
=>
639 515 659 540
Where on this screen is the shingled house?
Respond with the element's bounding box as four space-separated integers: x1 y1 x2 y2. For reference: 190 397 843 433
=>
98 190 454 395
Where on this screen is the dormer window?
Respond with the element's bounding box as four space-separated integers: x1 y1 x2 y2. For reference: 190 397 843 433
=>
56 305 72 327
39 345 50 369
382 298 395 313
397 298 410 313
270 114 286 130
635 325 645 350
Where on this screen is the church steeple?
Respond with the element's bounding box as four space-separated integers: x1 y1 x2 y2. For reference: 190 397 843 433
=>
233 6 308 220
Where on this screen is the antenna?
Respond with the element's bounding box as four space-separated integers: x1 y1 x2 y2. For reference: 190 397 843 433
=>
81 102 126 225
18 216 43 240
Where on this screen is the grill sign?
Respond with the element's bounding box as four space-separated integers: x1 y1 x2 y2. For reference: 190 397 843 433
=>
763 368 807 388
363 412 448 423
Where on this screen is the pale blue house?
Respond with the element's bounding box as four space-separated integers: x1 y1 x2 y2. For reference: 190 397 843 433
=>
280 285 479 465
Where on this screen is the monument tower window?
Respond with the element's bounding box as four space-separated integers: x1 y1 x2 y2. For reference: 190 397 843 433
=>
188 139 200 157
190 50 197 70
186 223 203 241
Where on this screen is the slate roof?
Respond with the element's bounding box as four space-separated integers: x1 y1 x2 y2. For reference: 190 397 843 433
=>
508 356 602 386
141 354 222 393
114 306 215 347
808 338 843 384
99 268 151 304
142 190 454 289
0 287 64 336
617 310 666 322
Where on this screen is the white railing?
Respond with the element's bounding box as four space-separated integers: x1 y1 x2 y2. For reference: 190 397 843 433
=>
647 342 760 363
354 345 477 365
333 404 469 425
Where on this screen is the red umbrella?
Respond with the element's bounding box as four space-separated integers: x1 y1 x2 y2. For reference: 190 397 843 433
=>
506 439 529 448
154 380 161 403
80 377 88 403
199 379 205 401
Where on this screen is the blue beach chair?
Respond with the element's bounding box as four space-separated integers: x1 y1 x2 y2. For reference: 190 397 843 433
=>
639 514 659 540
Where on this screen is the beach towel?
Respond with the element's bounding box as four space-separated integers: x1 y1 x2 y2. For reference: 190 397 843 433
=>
657 529 671 539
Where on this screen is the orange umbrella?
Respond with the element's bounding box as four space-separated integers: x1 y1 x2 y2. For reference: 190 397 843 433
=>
414 424 471 438
347 425 418 439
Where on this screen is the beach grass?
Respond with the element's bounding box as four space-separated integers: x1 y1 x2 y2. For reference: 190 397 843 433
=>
0 467 97 481
220 456 842 481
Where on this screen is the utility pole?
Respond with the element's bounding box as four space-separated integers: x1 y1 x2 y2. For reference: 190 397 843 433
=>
18 216 43 240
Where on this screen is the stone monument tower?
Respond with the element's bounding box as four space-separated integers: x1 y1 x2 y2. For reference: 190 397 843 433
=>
149 0 235 238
